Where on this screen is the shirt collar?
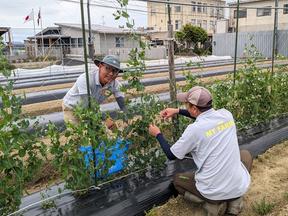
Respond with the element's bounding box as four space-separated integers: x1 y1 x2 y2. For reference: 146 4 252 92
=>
95 69 101 86
196 108 215 121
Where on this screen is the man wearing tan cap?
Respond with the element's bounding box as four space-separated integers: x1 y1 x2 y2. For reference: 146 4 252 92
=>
149 86 253 216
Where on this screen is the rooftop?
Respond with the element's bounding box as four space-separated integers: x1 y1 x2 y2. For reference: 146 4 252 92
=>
228 0 271 5
55 23 142 34
0 27 10 36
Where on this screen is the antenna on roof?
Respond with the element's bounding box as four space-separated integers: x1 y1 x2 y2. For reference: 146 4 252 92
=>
101 16 105 26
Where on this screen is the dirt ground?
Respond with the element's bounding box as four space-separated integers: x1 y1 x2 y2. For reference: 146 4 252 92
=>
146 140 288 216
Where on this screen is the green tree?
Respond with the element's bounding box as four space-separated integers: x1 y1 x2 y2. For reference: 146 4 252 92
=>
0 37 13 75
175 24 208 50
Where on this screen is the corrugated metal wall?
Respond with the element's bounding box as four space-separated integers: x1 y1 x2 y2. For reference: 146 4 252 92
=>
212 30 288 58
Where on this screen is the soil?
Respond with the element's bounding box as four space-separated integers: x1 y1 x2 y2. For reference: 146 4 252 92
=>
146 140 288 216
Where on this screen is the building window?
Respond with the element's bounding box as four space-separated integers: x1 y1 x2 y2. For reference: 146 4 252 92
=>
175 5 181 13
78 38 83 47
257 7 271 17
218 8 224 18
283 4 288 14
234 9 247 18
71 38 77 48
197 2 202 13
210 4 214 16
191 1 196 12
197 20 202 27
203 3 207 13
202 20 207 30
175 20 181 30
209 20 214 30
115 37 124 48
191 19 196 25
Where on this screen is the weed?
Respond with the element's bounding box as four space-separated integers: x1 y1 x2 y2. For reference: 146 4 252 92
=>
252 198 274 215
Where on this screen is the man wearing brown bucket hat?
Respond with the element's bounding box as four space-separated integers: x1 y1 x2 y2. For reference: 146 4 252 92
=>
62 55 126 127
148 86 253 216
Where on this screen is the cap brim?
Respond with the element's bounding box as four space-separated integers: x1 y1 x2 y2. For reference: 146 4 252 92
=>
94 59 102 67
93 59 123 73
177 92 188 102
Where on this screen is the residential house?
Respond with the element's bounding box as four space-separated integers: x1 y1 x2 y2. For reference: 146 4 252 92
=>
25 27 70 58
0 27 12 56
56 23 140 58
26 23 166 61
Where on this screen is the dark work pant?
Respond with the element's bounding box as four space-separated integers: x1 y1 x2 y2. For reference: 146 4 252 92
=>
173 149 253 204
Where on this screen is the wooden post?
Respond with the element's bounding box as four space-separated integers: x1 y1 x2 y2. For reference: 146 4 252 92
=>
167 4 179 141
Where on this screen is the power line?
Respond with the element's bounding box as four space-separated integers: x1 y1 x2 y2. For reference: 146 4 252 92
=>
59 0 287 20
133 0 288 10
91 0 146 9
59 0 225 18
59 0 148 14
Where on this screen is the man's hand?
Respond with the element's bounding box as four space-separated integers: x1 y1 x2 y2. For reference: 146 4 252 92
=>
149 124 161 137
160 108 179 120
105 118 116 130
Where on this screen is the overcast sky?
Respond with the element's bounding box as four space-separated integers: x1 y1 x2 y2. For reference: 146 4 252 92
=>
0 0 147 42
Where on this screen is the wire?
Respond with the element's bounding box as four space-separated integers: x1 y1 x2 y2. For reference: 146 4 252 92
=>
7 185 101 216
58 0 225 18
7 167 149 216
133 0 288 10
59 0 148 14
91 0 147 9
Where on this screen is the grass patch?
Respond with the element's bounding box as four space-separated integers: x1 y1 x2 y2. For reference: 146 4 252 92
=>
252 198 274 215
283 192 288 201
145 207 158 216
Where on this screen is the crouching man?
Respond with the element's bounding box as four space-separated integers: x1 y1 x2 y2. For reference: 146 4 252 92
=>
148 86 253 216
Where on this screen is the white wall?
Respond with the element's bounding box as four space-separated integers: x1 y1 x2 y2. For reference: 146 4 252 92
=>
99 34 139 55
109 46 167 61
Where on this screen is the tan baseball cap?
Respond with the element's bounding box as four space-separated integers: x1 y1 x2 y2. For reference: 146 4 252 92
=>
177 86 212 107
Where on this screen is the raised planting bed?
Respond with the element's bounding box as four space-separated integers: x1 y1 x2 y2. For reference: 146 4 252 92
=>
10 116 288 216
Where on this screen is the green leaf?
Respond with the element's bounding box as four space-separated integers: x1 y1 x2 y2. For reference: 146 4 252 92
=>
122 11 130 18
18 149 26 158
126 22 134 28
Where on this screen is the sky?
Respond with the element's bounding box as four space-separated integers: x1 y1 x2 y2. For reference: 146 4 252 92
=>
0 0 147 42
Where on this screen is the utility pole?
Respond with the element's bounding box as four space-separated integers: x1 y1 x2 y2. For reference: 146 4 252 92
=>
233 0 240 85
7 29 12 56
32 9 38 58
271 0 279 75
87 0 95 59
167 4 179 140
